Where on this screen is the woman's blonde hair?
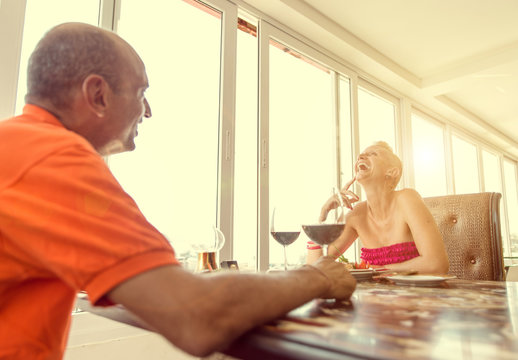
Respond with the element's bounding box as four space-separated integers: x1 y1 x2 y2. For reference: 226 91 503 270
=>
372 141 402 188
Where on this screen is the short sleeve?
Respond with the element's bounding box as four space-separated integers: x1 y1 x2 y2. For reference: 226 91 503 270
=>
0 145 179 305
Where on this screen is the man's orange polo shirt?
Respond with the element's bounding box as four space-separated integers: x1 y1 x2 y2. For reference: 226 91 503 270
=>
0 105 179 359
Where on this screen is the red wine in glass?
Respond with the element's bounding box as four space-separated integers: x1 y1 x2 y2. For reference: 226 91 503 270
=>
270 207 300 271
302 223 345 256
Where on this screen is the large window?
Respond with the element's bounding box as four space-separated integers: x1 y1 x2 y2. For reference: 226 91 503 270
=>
482 150 502 194
15 0 100 114
268 41 335 269
339 77 354 185
503 160 518 257
109 0 223 260
452 135 480 194
482 150 508 256
338 77 355 261
411 113 447 197
358 85 396 152
4 0 518 267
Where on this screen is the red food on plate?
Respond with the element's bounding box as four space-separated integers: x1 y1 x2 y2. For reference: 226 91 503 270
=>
354 260 370 269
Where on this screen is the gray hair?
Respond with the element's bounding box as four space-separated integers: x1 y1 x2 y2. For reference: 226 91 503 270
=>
26 23 122 108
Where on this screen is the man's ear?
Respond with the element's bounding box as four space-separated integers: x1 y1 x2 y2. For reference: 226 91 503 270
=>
82 74 109 117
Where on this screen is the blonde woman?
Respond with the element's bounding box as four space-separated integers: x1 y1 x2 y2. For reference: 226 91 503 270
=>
308 141 449 274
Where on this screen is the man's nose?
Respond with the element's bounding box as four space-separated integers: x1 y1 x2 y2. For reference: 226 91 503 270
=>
144 98 152 118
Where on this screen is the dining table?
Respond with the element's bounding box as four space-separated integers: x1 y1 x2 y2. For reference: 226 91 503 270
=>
222 276 518 360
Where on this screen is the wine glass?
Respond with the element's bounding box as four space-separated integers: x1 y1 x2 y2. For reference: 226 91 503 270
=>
270 207 301 271
302 188 345 256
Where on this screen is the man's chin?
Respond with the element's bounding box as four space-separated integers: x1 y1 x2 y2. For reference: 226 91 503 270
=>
100 140 136 156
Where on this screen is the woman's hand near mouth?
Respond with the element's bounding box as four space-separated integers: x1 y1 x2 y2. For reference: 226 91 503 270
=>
319 177 359 222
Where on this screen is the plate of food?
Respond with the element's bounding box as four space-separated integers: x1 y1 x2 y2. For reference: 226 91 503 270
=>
349 268 374 281
336 258 375 281
386 274 455 287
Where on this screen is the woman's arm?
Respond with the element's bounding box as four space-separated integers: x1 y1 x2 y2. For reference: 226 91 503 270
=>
385 189 449 274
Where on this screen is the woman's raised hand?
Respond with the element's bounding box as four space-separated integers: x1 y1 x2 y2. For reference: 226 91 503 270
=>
319 177 359 222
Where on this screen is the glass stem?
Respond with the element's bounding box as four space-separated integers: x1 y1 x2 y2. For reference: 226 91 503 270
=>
283 245 288 271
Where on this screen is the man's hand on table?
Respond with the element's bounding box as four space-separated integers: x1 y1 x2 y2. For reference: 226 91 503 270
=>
308 256 356 300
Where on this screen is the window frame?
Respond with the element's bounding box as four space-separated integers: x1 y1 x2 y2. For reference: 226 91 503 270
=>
0 0 27 119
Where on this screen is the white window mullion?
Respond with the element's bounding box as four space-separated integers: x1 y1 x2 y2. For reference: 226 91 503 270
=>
257 19 271 272
0 0 26 119
444 125 455 194
331 72 340 188
349 73 360 262
401 100 414 189
477 145 485 192
349 73 360 195
216 1 238 263
99 0 116 30
498 155 511 255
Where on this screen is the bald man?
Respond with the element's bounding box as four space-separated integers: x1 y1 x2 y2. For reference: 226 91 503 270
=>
0 23 356 359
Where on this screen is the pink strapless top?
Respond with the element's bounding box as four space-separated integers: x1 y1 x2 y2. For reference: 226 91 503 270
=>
360 242 419 266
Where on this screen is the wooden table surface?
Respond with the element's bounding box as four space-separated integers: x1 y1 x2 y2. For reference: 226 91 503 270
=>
224 278 518 360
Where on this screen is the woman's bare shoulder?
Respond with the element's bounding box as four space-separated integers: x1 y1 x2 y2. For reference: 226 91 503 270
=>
395 188 423 202
346 200 367 219
394 188 432 218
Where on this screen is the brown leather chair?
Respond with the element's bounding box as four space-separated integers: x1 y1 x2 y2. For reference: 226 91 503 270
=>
423 192 505 281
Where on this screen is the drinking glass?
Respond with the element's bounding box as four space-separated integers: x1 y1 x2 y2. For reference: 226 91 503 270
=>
302 188 345 256
270 207 301 271
191 226 226 272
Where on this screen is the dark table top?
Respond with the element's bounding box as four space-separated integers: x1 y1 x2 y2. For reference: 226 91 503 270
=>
224 278 518 360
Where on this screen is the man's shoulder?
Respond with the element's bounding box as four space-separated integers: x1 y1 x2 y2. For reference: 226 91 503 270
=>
0 115 92 153
0 116 97 190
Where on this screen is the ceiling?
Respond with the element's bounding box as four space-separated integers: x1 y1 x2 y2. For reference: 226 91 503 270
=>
240 0 518 157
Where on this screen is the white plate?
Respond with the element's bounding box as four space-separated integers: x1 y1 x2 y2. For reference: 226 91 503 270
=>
373 268 391 274
349 269 374 274
387 275 455 287
349 269 374 281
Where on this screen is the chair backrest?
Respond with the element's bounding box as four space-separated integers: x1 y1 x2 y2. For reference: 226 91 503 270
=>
423 192 504 281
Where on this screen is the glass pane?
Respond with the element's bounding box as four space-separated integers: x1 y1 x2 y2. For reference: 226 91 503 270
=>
339 76 356 262
411 114 447 197
15 0 100 114
339 77 353 184
110 0 222 259
358 87 396 152
452 136 480 194
482 150 507 256
504 161 518 257
233 18 258 271
269 41 334 269
482 150 502 193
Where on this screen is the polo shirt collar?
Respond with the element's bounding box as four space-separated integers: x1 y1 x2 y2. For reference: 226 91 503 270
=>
22 104 64 128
